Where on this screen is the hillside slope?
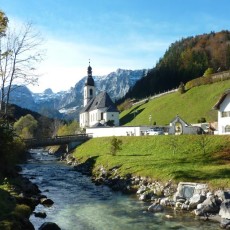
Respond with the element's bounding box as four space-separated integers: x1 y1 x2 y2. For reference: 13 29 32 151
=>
119 79 230 126
120 30 230 101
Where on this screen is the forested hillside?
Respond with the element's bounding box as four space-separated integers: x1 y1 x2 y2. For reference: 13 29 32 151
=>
119 30 230 101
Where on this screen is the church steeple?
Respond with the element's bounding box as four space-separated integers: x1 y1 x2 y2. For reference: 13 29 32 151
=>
84 60 95 106
85 59 94 86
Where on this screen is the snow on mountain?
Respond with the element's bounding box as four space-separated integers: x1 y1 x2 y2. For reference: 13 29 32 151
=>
8 68 147 119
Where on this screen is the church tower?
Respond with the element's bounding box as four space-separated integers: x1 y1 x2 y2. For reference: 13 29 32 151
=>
84 60 95 106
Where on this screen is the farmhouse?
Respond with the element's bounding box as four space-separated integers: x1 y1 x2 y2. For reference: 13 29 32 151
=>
79 62 119 128
213 89 230 135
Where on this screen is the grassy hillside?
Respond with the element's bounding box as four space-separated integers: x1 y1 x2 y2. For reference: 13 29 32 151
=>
73 135 230 189
119 79 230 126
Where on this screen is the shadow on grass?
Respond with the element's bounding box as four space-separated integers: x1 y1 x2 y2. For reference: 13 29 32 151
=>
119 154 152 157
74 156 99 175
120 105 145 125
172 168 230 181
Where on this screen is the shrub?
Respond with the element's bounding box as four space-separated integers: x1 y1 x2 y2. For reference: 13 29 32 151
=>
109 137 122 156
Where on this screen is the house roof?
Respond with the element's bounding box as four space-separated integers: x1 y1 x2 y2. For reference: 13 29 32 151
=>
170 115 190 126
80 91 119 113
213 89 230 110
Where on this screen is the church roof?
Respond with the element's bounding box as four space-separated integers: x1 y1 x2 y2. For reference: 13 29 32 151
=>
85 76 94 86
80 91 119 113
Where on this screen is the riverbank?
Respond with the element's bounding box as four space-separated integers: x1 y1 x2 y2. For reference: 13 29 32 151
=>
65 135 230 228
0 169 41 230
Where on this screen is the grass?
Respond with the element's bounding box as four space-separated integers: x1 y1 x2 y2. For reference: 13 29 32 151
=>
119 79 230 126
73 135 230 189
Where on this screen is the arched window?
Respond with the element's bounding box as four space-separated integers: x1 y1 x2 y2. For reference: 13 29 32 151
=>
90 89 93 96
225 125 230 133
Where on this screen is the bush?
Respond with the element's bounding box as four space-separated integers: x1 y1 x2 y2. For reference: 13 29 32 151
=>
109 137 122 156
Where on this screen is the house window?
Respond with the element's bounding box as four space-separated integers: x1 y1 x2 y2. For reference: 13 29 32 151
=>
225 125 230 133
221 111 230 117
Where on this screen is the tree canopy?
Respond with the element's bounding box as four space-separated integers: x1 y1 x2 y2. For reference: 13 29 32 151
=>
118 30 230 102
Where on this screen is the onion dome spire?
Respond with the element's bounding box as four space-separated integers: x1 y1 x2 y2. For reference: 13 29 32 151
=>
85 59 94 86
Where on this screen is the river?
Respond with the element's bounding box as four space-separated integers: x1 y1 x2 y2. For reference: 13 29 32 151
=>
20 149 219 230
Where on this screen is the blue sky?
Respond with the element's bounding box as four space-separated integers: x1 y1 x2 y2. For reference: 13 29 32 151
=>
1 0 230 92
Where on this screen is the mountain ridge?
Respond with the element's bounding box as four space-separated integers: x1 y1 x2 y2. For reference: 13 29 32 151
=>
8 68 147 119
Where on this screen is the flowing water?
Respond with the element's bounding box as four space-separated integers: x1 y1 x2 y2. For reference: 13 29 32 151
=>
20 149 219 230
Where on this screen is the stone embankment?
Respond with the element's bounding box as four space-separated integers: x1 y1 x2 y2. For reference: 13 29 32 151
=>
64 154 230 229
3 170 60 230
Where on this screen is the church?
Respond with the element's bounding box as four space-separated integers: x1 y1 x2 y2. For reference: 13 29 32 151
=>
79 62 120 128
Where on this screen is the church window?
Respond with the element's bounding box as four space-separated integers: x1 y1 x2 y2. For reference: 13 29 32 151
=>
90 89 93 96
101 112 104 120
221 111 230 117
225 125 230 133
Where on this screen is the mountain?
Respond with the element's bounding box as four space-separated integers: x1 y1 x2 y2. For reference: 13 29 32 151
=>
8 69 146 119
120 30 230 101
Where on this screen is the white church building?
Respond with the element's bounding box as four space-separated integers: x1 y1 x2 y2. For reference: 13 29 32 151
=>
79 63 120 128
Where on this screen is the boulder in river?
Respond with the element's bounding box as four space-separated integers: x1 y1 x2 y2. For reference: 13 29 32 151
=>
39 222 61 230
40 198 54 206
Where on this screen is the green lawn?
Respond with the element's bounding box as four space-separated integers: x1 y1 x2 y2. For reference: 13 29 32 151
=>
119 80 230 126
73 135 230 189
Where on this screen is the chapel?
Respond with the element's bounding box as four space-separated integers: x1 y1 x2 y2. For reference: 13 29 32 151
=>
79 62 119 128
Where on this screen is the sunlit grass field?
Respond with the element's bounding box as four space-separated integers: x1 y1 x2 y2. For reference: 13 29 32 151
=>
73 135 230 189
119 79 230 126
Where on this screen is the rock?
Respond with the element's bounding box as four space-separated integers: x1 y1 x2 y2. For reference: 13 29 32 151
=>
148 203 164 212
137 186 147 194
215 190 230 202
219 200 230 219
220 218 230 229
34 211 47 218
40 198 54 206
194 195 221 216
181 203 189 210
174 182 208 201
165 214 173 219
139 194 147 201
39 222 61 230
174 202 182 210
189 194 206 210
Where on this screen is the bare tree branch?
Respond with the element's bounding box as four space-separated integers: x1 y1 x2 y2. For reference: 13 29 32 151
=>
0 22 45 115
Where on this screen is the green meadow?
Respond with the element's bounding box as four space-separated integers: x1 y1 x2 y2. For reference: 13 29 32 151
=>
119 79 230 126
73 135 230 189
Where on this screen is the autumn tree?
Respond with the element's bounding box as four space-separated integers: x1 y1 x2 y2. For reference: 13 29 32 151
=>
14 114 38 138
0 10 8 35
57 120 80 136
0 22 44 116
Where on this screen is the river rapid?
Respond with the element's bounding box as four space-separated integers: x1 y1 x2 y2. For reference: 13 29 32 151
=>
20 149 219 230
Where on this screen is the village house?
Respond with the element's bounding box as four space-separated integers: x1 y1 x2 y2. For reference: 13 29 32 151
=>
167 115 204 135
79 62 120 128
213 89 230 135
